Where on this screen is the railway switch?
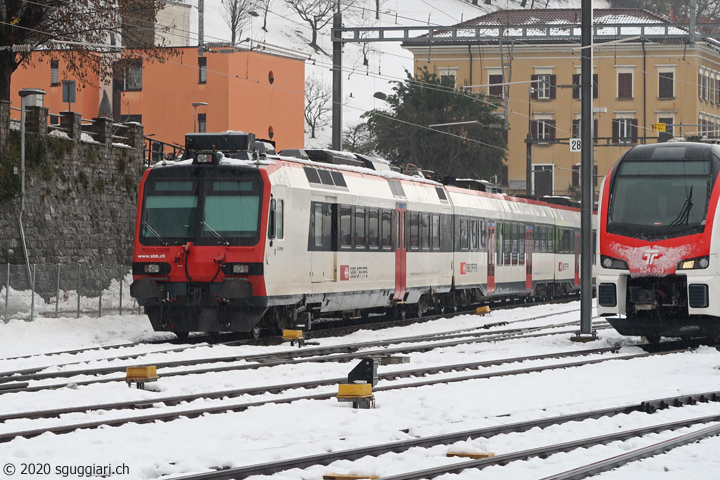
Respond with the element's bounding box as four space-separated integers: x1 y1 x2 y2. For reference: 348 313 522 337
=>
337 358 377 409
282 329 304 347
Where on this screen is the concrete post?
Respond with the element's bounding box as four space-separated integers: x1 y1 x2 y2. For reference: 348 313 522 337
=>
25 106 48 135
60 111 83 142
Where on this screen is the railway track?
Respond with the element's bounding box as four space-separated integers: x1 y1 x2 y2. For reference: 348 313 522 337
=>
0 344 697 444
0 314 609 395
125 390 720 480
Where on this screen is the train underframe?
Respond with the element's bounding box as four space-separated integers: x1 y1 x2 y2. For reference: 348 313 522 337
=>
132 276 581 338
605 275 720 341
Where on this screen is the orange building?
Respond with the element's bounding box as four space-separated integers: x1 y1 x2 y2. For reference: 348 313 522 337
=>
10 46 306 152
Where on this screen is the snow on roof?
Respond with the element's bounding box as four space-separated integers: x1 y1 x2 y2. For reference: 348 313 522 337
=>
414 8 689 43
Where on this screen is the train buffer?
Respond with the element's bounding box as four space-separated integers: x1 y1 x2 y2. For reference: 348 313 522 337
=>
125 366 158 390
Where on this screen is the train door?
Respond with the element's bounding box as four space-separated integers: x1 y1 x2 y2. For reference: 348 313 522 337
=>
393 204 407 301
574 230 580 287
310 199 336 283
526 225 533 290
487 223 496 294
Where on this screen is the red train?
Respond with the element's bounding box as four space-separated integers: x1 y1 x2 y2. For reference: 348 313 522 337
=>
131 132 590 338
597 139 720 342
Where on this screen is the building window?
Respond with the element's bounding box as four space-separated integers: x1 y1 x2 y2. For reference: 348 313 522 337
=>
617 72 633 99
199 57 207 84
198 113 206 133
572 119 598 143
438 68 457 89
710 72 716 104
489 74 503 97
117 60 142 91
658 72 674 99
572 74 598 99
572 164 598 188
531 74 556 100
532 118 556 141
51 60 59 87
699 71 703 100
658 116 674 142
612 118 638 144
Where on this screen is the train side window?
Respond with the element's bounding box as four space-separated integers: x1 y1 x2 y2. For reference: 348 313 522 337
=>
382 210 392 249
496 223 502 265
313 204 323 247
504 223 511 265
276 200 284 239
511 223 518 265
355 207 366 248
432 214 440 250
368 209 379 248
480 220 486 251
340 205 352 248
409 212 420 250
470 220 478 250
519 224 525 265
421 213 430 250
460 219 469 250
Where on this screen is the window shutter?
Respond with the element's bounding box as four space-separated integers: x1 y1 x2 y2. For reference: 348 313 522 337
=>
531 75 538 99
594 119 598 143
549 75 557 99
572 74 580 99
572 119 580 138
548 120 556 140
593 74 599 98
531 119 538 139
631 119 638 143
612 119 619 143
572 165 579 187
618 73 632 99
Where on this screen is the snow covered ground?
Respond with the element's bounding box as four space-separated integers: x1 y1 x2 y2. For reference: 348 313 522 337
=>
1 301 720 479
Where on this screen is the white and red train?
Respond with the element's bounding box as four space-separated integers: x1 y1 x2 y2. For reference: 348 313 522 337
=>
131 132 590 337
597 140 720 342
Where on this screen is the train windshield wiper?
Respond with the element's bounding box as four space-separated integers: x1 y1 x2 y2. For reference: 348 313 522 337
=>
142 221 168 246
669 186 693 227
202 221 230 246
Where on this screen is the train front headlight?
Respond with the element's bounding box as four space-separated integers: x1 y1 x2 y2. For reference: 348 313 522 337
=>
600 255 628 270
677 256 709 270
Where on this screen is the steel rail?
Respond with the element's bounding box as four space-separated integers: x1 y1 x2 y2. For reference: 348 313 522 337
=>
0 348 688 443
380 416 720 480
0 315 601 389
0 343 626 422
539 423 720 480
0 323 614 395
142 392 720 480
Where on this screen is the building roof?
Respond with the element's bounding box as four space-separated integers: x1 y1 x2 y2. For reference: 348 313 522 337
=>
406 8 689 45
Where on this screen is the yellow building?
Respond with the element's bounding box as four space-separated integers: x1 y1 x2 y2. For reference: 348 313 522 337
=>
402 8 720 198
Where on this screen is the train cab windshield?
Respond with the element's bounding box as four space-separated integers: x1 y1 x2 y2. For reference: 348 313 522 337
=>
140 170 263 246
607 144 719 240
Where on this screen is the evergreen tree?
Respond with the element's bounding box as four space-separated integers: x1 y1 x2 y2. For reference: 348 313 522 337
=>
362 67 507 179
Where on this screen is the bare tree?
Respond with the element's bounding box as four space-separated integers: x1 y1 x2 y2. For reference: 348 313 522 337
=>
0 0 174 102
284 0 354 51
221 0 256 45
304 77 332 138
255 0 273 32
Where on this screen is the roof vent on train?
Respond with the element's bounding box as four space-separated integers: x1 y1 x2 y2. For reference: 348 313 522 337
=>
183 132 275 161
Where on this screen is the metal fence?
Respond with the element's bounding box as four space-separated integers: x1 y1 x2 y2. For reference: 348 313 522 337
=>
1 264 142 323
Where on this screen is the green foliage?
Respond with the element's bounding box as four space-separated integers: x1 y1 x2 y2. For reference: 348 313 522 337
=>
360 67 507 179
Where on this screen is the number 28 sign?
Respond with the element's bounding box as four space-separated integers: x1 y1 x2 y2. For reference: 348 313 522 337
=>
570 139 582 152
